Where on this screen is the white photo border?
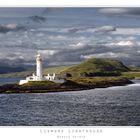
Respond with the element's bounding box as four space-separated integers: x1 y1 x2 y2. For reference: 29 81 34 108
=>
0 0 140 140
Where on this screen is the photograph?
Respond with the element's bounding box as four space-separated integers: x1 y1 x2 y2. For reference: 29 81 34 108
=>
0 7 139 126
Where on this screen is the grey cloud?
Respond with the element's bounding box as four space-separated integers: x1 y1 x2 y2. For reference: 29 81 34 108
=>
0 24 139 68
98 8 140 16
0 23 25 33
27 8 63 24
41 40 140 67
28 15 46 23
1 40 139 68
68 26 116 34
35 26 116 35
40 44 112 66
41 8 63 15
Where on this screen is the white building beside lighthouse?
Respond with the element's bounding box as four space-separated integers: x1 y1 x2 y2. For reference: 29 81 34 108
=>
19 53 64 85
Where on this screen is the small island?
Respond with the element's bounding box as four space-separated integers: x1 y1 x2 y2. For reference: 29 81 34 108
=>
0 54 139 94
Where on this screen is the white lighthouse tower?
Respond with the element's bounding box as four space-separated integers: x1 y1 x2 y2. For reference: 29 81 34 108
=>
36 53 43 80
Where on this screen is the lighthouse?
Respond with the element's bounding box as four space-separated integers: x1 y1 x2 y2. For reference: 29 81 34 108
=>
36 53 43 80
19 53 64 85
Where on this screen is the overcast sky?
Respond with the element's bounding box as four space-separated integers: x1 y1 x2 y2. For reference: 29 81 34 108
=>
0 7 140 68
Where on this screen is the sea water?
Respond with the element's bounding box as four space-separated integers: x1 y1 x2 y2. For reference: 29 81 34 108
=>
0 78 139 126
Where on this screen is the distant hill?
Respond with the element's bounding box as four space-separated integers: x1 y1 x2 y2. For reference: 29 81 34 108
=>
0 66 26 74
60 58 130 77
0 65 71 78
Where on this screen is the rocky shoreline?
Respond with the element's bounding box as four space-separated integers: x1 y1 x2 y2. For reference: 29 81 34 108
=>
0 78 133 94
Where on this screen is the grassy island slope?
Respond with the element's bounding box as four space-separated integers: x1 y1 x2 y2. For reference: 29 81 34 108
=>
0 58 135 93
60 58 130 77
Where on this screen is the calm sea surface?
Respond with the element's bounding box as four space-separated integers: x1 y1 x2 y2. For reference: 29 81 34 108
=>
0 78 139 126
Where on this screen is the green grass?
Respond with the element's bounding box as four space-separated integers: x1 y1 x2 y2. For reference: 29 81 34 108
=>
129 67 140 72
43 65 72 74
61 58 129 77
67 76 127 85
122 72 140 78
21 80 58 87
